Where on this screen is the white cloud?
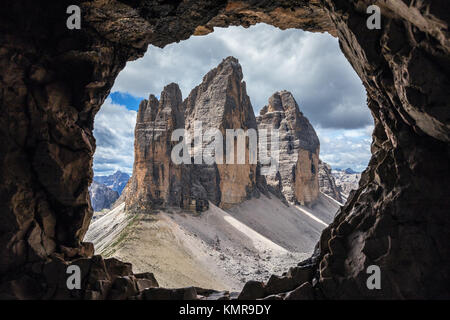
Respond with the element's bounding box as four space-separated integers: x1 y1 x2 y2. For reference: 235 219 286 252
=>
95 24 373 175
316 125 374 172
93 98 136 176
112 23 370 129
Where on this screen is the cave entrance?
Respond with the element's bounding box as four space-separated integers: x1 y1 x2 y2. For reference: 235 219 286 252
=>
2 0 448 300
86 23 371 291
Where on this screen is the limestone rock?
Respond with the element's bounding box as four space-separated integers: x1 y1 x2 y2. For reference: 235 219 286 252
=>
318 160 343 203
124 57 259 211
183 56 258 209
284 282 315 300
237 280 266 300
123 83 188 211
257 91 320 206
1 0 449 300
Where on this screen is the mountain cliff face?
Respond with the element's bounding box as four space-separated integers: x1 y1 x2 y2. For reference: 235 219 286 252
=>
89 181 119 212
124 57 321 212
318 160 343 203
124 83 188 211
257 91 320 206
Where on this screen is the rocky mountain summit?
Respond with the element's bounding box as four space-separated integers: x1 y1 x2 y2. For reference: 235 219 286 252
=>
88 181 119 212
122 82 188 211
94 171 130 195
257 91 320 206
183 56 258 209
122 57 323 212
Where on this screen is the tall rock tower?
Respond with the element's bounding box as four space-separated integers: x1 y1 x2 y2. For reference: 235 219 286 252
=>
124 83 187 211
124 57 259 211
257 91 320 206
183 56 258 208
123 58 322 212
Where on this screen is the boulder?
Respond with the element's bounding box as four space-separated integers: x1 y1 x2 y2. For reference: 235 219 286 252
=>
284 282 315 300
237 280 266 300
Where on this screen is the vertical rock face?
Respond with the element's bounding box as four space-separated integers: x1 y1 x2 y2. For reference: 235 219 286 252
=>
257 91 320 206
125 57 258 211
318 160 343 203
125 63 322 212
184 56 258 208
124 83 186 211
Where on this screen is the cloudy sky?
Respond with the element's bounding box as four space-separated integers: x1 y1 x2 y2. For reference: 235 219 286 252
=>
93 23 373 176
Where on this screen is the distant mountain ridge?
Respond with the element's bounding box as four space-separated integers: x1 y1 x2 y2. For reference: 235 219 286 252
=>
331 168 361 202
334 167 359 174
89 181 119 212
94 171 130 195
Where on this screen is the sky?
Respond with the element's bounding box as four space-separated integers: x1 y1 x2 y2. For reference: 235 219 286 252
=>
93 23 373 176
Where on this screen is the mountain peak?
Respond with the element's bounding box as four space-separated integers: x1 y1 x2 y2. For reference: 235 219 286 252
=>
184 56 254 132
199 56 243 86
93 171 130 195
261 90 302 115
257 90 320 205
220 56 240 69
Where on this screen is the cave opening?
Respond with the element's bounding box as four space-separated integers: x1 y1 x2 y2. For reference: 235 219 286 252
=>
87 23 371 291
1 0 448 300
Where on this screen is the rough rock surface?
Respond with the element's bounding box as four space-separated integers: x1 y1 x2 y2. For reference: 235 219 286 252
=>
0 0 449 299
123 83 188 212
257 91 320 206
94 171 130 195
0 253 160 300
88 181 119 212
183 56 258 209
123 57 258 212
318 160 343 203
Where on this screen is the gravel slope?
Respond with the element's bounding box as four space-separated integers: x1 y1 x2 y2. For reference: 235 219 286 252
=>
85 192 339 291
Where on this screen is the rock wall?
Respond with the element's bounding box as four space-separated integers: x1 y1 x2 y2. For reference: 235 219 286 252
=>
257 91 320 206
318 160 343 203
124 57 258 212
184 56 258 209
123 83 188 211
0 0 449 299
310 0 450 299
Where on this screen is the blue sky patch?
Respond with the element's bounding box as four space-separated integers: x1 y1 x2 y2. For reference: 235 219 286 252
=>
109 91 146 111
